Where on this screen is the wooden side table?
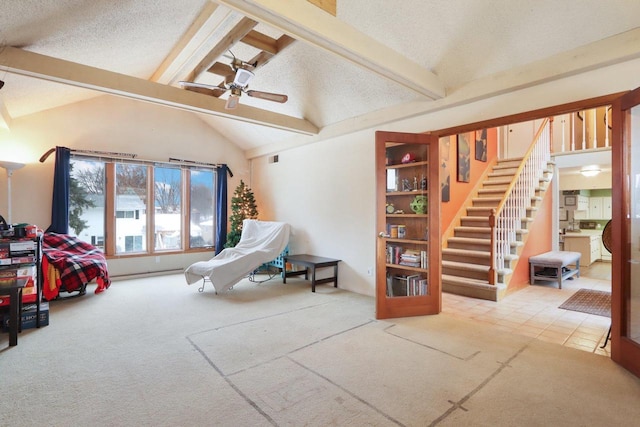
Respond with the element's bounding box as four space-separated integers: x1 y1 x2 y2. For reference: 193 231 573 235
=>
1 278 27 347
283 254 341 292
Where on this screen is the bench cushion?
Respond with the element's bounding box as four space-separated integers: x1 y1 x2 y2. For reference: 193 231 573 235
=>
529 251 581 268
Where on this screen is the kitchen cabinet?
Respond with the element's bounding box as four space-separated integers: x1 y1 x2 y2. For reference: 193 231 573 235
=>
573 196 612 220
563 233 602 265
589 197 612 219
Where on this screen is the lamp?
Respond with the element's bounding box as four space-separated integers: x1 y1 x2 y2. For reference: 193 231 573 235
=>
0 160 25 224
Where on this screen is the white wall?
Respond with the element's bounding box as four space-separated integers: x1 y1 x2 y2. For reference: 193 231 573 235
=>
0 95 250 276
251 130 376 295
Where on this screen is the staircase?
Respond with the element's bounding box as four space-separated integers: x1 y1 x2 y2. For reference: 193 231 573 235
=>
442 119 553 301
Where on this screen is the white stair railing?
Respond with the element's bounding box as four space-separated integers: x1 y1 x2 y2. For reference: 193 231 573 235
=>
489 118 551 285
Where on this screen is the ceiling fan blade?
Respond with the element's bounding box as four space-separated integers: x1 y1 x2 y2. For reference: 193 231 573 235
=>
225 94 240 110
245 90 288 104
179 81 226 95
207 62 234 76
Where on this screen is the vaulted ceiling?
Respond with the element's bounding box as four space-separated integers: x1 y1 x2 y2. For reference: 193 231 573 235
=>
1 1 640 156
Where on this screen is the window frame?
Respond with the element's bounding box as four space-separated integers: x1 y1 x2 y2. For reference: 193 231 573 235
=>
70 156 217 258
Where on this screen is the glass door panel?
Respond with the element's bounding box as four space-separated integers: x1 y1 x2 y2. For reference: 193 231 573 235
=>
612 86 640 378
627 104 640 345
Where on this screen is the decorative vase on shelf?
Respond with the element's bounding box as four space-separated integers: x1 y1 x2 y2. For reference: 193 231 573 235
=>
410 195 428 214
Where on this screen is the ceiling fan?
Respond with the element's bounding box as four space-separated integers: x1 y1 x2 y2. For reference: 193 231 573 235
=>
179 54 288 110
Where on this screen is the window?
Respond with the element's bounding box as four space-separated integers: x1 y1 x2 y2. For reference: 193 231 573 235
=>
154 166 182 251
69 157 217 257
115 163 148 255
189 169 215 248
69 159 106 251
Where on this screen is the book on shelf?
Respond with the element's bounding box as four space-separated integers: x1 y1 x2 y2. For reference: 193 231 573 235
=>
391 274 428 296
408 275 429 296
399 249 420 267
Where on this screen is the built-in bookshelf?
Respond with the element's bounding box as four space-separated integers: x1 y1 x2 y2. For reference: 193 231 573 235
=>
376 131 441 319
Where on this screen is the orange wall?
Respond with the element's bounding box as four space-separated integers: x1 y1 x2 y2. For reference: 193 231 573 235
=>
440 128 498 232
507 177 554 293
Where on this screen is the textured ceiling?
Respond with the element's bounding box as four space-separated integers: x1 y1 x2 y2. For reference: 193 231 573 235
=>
1 1 640 153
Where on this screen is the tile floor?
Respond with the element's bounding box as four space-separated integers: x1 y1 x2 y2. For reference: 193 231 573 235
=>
442 261 612 356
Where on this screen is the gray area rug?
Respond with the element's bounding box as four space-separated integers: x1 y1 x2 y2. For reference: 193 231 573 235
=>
559 288 611 317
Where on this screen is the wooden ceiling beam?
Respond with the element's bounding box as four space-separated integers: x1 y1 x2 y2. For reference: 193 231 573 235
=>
241 30 278 54
151 2 234 84
0 47 318 135
192 16 258 80
215 0 445 100
306 0 336 16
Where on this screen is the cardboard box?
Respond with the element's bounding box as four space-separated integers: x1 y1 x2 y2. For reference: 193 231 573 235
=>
0 268 37 306
0 302 49 332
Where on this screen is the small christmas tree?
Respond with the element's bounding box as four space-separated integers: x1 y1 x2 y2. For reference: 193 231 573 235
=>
225 180 258 248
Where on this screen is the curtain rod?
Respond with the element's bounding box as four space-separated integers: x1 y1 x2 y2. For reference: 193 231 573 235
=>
39 148 136 163
169 158 233 177
38 148 233 176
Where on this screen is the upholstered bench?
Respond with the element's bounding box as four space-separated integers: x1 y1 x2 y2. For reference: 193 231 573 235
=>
529 251 581 289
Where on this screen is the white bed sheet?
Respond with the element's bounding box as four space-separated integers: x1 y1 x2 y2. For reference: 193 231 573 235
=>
184 219 290 293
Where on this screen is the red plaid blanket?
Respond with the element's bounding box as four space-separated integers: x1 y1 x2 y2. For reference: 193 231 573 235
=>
43 233 110 296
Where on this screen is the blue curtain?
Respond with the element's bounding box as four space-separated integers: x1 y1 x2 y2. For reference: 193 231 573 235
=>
215 164 231 254
46 146 71 234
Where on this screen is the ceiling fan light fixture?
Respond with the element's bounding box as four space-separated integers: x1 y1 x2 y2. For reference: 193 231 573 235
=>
580 166 601 177
233 68 254 88
225 88 242 110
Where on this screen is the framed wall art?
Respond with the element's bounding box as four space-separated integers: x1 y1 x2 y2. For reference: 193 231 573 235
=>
440 136 450 202
475 129 487 162
457 132 471 183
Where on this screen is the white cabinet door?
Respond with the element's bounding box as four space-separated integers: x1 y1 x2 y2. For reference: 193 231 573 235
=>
602 196 612 219
577 195 589 211
589 197 603 219
590 235 602 262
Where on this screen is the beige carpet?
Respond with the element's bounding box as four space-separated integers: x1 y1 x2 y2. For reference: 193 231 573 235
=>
1 273 640 426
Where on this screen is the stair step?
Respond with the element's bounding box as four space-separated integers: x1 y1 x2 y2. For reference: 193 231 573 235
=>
460 216 491 227
489 170 518 178
442 261 490 281
498 157 524 165
441 275 505 301
478 187 508 195
443 260 490 272
454 226 529 240
483 177 512 186
472 197 502 207
454 226 491 237
492 163 519 171
447 237 491 251
442 248 491 266
466 206 494 216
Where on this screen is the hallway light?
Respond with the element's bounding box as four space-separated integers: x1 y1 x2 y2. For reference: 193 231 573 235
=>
580 166 601 177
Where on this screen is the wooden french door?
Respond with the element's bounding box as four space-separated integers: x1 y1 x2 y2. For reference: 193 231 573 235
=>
611 86 640 377
375 131 441 319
